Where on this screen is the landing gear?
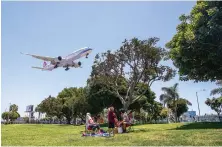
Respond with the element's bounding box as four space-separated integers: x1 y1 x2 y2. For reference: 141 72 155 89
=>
54 62 60 68
65 66 70 71
86 53 89 58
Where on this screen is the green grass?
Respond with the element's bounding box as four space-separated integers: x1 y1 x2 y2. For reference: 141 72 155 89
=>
2 122 222 146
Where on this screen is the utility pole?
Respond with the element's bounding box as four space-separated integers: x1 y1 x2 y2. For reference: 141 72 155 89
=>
196 89 206 121
196 92 200 119
8 103 11 123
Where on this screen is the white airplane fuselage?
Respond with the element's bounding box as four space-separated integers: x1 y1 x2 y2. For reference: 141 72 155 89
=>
44 47 92 71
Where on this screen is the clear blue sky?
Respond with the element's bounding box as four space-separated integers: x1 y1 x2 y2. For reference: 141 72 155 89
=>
2 1 219 117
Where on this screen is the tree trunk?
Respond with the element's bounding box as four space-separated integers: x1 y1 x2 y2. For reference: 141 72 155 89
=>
218 113 222 122
123 102 130 111
66 120 71 124
66 117 71 124
174 99 177 123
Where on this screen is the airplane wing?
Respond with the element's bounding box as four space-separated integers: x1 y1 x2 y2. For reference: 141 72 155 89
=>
32 66 44 70
21 52 56 63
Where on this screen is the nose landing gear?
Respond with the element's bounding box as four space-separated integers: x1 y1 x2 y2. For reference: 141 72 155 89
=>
86 53 89 58
65 66 70 71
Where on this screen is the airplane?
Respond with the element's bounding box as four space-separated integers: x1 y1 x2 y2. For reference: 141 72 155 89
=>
21 47 93 71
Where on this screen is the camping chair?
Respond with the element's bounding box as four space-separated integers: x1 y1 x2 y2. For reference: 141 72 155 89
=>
85 125 91 133
85 125 94 134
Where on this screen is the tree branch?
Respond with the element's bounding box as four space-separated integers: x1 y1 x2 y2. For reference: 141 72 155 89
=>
114 75 125 105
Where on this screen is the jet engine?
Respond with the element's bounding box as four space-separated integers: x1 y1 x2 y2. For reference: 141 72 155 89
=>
58 56 62 61
71 61 81 68
78 61 81 66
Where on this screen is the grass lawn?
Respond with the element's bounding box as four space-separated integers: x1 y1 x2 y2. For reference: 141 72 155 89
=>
1 122 222 146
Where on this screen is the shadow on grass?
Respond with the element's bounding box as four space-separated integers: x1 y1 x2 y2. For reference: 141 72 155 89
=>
173 122 222 130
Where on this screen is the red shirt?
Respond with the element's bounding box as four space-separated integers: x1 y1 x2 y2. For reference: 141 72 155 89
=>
108 111 115 123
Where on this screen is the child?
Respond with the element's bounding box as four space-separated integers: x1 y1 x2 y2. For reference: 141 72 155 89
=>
107 106 116 136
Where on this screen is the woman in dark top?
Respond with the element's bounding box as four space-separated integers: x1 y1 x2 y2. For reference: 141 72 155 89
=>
108 106 116 136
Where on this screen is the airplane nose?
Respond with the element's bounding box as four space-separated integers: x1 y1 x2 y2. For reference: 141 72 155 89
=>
87 47 93 51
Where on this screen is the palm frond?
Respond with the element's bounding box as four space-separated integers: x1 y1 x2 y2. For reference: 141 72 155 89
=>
216 80 222 86
161 87 175 98
159 94 171 102
210 88 222 96
162 84 179 100
173 83 179 91
185 100 192 106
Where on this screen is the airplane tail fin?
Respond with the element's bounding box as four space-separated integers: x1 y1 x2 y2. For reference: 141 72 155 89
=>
43 61 47 68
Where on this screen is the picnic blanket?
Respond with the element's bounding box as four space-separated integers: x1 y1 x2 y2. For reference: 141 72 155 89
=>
82 129 110 137
82 132 110 137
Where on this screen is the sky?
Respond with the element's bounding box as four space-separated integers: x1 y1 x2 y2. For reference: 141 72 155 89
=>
1 1 219 118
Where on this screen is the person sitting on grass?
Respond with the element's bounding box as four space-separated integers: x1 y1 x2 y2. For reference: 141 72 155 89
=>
97 114 104 124
120 109 131 133
86 113 100 135
108 106 116 136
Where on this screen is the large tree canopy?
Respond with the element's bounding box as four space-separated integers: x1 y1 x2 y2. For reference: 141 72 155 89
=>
86 77 122 115
86 76 157 120
166 1 222 82
37 88 89 124
37 96 63 121
91 37 175 110
2 111 20 122
57 87 88 124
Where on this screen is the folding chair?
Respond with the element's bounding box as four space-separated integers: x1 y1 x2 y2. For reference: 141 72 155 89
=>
85 125 93 134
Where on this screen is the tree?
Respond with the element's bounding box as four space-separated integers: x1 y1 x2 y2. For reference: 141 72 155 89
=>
160 83 179 122
57 87 88 124
9 104 18 112
71 92 90 122
35 105 43 120
168 98 191 120
210 80 222 96
2 104 20 123
37 96 64 123
160 83 192 122
160 108 169 119
91 37 175 110
1 111 20 123
9 111 20 122
166 1 222 82
2 112 10 122
86 77 122 116
86 75 158 122
142 101 164 123
205 97 222 121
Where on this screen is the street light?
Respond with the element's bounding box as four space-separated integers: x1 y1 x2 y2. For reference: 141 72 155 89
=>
196 89 206 119
8 103 11 123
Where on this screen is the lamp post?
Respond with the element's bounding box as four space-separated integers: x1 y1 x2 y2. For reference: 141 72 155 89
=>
196 89 205 121
8 103 11 123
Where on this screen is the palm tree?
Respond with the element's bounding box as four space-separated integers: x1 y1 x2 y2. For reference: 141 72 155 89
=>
9 104 18 112
160 83 179 122
159 83 192 122
210 80 222 96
